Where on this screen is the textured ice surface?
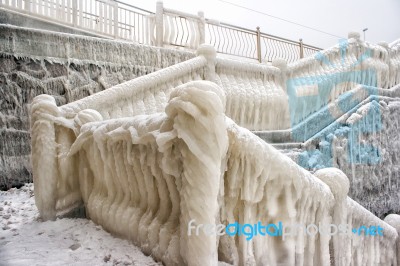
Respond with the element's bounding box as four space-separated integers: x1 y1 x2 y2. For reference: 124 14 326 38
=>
214 58 290 130
31 79 399 265
18 24 400 264
253 35 400 219
284 87 400 218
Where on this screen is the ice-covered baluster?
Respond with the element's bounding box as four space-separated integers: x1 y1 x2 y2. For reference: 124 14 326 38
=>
315 168 350 266
31 94 60 221
73 109 103 211
377 42 390 89
164 80 228 266
384 214 400 265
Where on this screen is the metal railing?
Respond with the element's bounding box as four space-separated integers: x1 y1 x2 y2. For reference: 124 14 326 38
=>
160 7 204 49
0 0 322 62
206 22 258 60
0 0 154 44
155 2 321 63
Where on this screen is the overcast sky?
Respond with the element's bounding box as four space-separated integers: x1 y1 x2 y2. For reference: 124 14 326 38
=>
127 0 400 49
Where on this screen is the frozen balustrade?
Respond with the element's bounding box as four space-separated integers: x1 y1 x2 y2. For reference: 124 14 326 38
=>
286 32 400 127
29 30 400 265
315 168 399 265
31 80 399 265
214 58 290 130
33 33 400 137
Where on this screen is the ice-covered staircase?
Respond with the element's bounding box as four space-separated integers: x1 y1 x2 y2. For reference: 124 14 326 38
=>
29 31 400 265
250 36 400 218
31 80 400 265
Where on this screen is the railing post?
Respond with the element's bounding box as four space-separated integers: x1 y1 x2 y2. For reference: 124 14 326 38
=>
72 0 77 27
198 11 205 46
315 168 350 266
148 14 156 45
24 0 30 12
155 1 164 47
299 38 304 59
384 214 400 266
256 26 261 62
197 44 216 81
272 58 287 92
113 1 119 38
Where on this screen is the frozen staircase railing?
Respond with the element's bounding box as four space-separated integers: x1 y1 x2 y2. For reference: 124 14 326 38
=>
31 77 400 264
30 32 400 221
254 31 400 143
30 52 210 220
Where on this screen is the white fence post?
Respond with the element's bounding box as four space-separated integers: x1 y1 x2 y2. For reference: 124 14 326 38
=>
299 38 304 59
24 0 30 12
256 27 262 62
148 14 156 45
72 0 77 27
113 1 118 38
155 1 164 47
198 11 205 46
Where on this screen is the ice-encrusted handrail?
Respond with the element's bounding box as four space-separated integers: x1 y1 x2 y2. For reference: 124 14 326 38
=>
211 33 400 131
271 32 400 134
346 198 399 264
29 55 210 221
59 56 208 118
28 33 400 145
26 33 400 143
214 57 290 130
222 120 334 265
31 80 400 265
287 34 400 89
314 168 399 265
390 38 400 49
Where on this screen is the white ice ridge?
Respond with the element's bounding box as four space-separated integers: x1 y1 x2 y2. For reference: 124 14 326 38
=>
31 80 399 265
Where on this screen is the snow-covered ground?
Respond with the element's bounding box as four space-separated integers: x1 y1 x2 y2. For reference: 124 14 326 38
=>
0 184 162 266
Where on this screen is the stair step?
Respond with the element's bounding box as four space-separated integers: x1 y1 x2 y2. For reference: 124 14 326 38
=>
271 142 303 150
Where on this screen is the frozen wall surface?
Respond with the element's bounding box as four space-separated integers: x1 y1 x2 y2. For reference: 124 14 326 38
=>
0 24 195 189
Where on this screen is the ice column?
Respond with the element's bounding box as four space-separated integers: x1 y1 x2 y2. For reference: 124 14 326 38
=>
197 44 216 81
164 80 228 266
30 95 60 221
384 214 400 265
73 109 103 206
314 168 350 266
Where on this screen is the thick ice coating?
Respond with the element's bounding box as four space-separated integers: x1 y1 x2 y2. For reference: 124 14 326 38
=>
31 80 399 265
28 33 400 265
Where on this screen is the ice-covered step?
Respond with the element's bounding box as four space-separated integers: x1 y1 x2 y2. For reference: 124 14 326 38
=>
271 142 303 150
253 130 291 143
